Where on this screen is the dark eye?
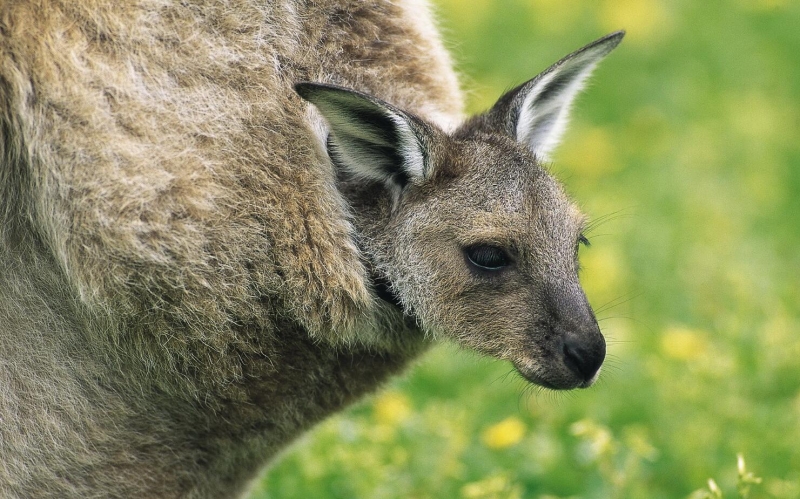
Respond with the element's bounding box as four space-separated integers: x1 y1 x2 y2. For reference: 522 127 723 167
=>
464 245 511 271
578 234 591 247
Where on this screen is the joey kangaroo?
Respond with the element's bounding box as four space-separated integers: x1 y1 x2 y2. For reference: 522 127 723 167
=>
0 0 623 496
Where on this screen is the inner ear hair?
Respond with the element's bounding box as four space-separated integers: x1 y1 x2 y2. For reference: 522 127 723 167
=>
514 31 624 160
462 31 624 161
295 82 430 189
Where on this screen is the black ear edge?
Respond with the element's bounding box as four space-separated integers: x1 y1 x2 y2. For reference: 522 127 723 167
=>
294 81 341 102
503 30 625 101
294 82 399 113
582 30 626 57
512 29 625 104
294 82 434 185
456 30 626 141
293 81 316 100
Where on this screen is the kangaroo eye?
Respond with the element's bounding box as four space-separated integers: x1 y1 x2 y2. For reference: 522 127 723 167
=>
464 245 511 271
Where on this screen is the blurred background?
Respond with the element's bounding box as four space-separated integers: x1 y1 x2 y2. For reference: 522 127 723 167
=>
252 0 800 497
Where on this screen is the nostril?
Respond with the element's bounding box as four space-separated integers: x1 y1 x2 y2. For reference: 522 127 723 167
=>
562 334 605 381
562 341 587 378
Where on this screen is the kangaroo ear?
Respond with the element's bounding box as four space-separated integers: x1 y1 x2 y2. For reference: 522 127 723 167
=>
481 31 624 161
295 82 434 188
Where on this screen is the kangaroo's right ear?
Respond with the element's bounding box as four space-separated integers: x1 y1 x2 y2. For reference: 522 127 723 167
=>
471 31 624 161
295 82 436 189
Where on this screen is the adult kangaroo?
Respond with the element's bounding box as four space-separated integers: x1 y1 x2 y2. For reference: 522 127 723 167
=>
0 0 622 496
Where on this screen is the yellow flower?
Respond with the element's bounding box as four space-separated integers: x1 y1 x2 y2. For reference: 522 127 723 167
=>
660 325 709 361
373 391 412 426
570 419 615 460
460 474 522 499
482 417 526 450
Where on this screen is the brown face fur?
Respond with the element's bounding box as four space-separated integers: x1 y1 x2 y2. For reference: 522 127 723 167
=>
307 31 624 391
353 131 603 390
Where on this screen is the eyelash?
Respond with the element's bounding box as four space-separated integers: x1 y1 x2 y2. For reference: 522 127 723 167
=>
464 245 512 271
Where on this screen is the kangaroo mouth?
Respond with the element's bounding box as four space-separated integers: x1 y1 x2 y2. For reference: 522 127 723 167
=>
513 361 597 391
513 321 606 390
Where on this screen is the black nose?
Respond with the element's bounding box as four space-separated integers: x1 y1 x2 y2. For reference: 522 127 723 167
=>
562 332 606 382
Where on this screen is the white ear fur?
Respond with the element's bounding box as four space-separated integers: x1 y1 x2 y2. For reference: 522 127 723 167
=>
514 31 624 160
295 83 428 187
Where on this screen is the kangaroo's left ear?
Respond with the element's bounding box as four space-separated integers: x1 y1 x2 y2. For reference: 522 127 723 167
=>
295 82 437 189
475 31 624 161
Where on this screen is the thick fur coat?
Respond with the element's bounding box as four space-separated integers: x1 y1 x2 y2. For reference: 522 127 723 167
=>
1 1 459 496
1 0 621 496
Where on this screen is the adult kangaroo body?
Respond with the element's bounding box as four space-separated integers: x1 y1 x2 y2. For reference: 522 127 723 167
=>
0 1 621 496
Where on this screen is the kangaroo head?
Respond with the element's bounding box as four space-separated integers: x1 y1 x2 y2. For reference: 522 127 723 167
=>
296 32 624 390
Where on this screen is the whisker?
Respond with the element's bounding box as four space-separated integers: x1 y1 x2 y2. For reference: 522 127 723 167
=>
601 315 656 334
594 290 643 315
584 208 636 235
600 359 624 376
490 365 517 386
580 232 615 240
604 338 636 347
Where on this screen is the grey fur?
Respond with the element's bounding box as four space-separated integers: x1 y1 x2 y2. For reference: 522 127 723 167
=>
0 1 622 497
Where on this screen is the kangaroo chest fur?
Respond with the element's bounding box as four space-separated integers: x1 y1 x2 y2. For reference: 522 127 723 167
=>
0 245 426 498
173 318 428 498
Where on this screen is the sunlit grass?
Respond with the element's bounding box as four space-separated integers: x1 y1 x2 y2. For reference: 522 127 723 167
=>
252 1 800 497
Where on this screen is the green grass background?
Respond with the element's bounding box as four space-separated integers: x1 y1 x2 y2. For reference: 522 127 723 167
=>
251 0 800 497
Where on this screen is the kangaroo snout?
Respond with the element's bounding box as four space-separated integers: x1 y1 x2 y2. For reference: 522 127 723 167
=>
553 287 606 387
514 313 606 390
515 284 606 390
562 329 606 386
